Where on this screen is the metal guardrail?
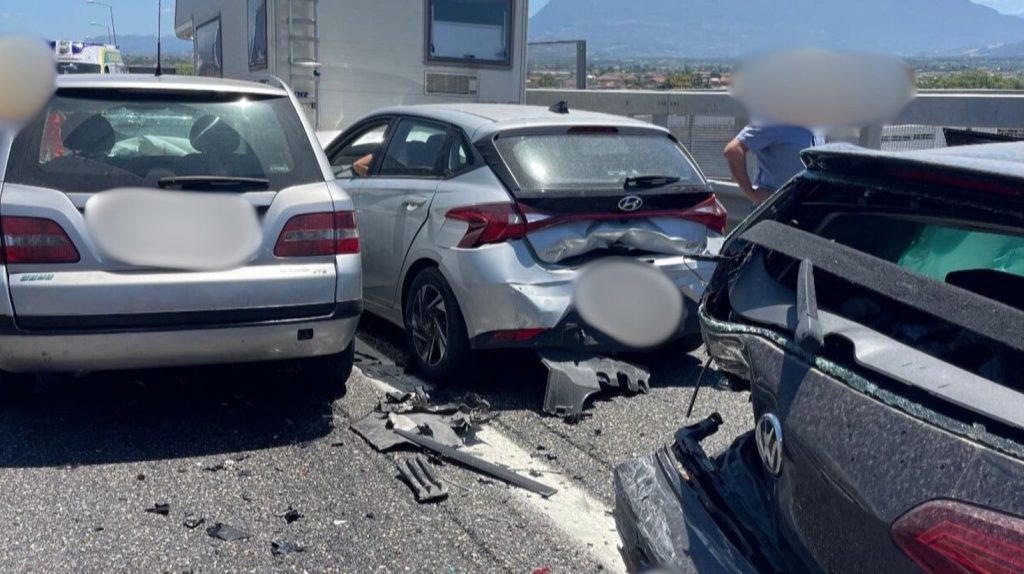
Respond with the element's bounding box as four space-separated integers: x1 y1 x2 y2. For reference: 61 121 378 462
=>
525 89 1024 129
526 88 1024 228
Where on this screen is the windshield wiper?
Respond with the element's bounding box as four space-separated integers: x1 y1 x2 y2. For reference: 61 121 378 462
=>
157 176 270 190
624 175 682 189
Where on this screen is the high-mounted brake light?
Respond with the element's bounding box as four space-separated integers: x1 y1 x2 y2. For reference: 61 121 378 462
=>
2 216 80 264
892 500 1024 574
274 211 360 257
446 203 527 248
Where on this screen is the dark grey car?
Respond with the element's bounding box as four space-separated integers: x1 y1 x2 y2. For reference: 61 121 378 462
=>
615 143 1024 573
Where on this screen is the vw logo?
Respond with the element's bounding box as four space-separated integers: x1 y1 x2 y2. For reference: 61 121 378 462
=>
618 195 644 212
755 413 784 476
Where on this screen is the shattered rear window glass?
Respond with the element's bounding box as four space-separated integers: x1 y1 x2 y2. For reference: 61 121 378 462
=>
494 132 703 193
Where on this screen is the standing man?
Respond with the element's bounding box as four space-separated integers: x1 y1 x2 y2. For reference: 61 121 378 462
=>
723 124 821 206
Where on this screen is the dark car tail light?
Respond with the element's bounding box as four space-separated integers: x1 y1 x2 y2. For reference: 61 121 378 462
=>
892 500 1024 574
2 216 80 264
446 203 527 248
275 211 360 257
488 328 547 344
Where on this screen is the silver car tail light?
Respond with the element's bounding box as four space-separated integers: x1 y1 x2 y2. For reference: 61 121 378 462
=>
445 203 527 248
274 211 360 257
1 216 80 264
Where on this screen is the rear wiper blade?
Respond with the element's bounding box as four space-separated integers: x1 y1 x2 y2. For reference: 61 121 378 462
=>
157 176 270 190
624 175 681 189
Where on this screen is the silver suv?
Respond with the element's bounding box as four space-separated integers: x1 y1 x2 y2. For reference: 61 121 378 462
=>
0 75 361 392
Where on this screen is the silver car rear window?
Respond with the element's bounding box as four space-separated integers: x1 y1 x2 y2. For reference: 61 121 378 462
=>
494 132 702 193
7 88 322 193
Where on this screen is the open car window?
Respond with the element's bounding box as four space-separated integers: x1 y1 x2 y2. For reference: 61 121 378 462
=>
329 120 392 178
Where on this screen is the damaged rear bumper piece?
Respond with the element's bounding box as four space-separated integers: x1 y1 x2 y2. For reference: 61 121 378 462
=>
614 414 787 574
539 350 651 420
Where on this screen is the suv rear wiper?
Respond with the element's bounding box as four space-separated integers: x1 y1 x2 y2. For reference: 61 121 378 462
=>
158 176 270 190
624 175 682 189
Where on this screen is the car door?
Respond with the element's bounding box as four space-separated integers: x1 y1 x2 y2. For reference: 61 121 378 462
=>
333 117 448 306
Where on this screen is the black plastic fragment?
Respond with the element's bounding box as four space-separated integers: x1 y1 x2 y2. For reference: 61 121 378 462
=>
145 503 170 517
396 455 449 503
207 522 249 541
395 428 558 498
183 516 206 530
271 541 305 557
540 351 651 421
281 506 303 524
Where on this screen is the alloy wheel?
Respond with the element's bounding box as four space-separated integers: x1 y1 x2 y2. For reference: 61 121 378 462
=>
409 284 449 368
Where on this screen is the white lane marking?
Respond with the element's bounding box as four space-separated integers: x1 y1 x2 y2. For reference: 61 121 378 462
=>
353 367 626 574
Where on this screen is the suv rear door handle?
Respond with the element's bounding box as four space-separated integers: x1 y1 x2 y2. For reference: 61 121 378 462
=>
403 196 429 210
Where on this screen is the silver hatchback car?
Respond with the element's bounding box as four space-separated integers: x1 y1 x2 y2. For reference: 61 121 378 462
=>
0 75 361 392
325 104 724 380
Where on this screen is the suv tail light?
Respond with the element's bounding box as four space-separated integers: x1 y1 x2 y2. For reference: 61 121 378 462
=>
446 203 527 248
892 500 1024 574
275 211 360 257
2 216 80 264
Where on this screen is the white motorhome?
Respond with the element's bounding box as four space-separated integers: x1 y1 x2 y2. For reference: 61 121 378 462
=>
174 0 529 131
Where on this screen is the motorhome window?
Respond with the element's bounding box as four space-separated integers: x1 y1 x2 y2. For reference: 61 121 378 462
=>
9 90 323 193
379 119 448 178
330 121 392 177
427 0 513 66
494 132 703 194
248 0 268 70
195 17 223 77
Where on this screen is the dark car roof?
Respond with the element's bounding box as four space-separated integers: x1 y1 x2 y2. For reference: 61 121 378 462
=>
803 142 1024 183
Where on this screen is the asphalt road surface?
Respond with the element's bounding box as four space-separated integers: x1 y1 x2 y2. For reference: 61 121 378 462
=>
0 315 751 573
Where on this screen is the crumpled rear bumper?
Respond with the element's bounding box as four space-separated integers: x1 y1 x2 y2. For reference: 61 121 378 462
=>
614 415 794 574
614 448 760 574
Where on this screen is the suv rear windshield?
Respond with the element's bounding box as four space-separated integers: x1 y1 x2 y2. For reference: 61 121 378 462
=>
7 89 322 193
493 131 704 194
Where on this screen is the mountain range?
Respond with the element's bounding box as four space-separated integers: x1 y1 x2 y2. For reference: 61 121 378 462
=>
530 0 1024 58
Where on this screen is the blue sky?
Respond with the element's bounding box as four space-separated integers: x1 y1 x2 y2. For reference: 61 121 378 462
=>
0 0 1013 39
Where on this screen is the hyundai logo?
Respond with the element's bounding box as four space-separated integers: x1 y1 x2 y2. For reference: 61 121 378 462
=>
755 413 784 476
618 195 644 212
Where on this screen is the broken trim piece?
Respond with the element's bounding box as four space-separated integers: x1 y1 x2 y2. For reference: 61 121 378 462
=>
540 351 651 420
394 429 558 498
396 455 450 503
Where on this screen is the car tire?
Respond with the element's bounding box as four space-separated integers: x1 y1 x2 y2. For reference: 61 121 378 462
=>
302 341 354 399
403 267 471 383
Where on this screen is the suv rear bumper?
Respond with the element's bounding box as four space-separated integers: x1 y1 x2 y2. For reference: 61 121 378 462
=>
0 302 361 372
